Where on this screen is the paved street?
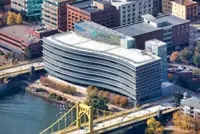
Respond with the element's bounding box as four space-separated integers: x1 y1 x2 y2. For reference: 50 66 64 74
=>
0 62 44 78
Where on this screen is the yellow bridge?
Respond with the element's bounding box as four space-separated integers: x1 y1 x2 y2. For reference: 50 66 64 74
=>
40 102 179 134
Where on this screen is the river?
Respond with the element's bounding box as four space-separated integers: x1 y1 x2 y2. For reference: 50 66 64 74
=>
0 90 69 134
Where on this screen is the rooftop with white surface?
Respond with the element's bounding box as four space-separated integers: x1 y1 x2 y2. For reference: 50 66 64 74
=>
45 31 160 67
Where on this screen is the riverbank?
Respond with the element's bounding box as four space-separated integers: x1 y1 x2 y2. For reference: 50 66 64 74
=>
25 83 75 107
25 78 127 112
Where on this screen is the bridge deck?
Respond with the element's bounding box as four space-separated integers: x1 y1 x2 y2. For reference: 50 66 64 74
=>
57 104 178 134
0 62 44 78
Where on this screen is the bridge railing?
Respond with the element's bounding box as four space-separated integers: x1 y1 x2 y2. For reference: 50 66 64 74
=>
93 107 179 134
40 103 78 134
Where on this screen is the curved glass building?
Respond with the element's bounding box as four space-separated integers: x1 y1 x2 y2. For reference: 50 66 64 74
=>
43 30 162 104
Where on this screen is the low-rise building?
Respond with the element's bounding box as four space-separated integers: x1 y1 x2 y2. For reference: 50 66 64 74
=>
42 0 73 31
172 0 198 22
0 25 57 58
66 0 119 31
114 14 190 55
11 0 43 21
181 96 200 117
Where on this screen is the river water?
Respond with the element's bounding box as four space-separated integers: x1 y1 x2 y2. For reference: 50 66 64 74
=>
0 90 69 134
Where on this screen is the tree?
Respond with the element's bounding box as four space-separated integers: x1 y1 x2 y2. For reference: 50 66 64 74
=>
114 95 121 105
146 117 163 134
98 90 104 98
87 86 94 96
92 87 99 96
172 111 194 131
16 13 23 24
84 94 108 110
170 51 179 63
6 11 15 25
103 91 109 101
179 48 193 64
193 54 200 67
119 97 128 107
174 92 183 106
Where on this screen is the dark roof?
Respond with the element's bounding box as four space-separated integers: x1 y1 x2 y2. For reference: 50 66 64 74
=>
70 0 100 13
114 15 190 37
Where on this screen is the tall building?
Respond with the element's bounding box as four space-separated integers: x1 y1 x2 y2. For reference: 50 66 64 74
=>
145 39 167 81
66 0 119 31
111 0 153 26
114 14 190 55
42 0 73 31
171 0 198 22
11 0 43 21
43 21 162 105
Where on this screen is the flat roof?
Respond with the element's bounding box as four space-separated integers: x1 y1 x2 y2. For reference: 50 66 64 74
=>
70 0 100 13
0 25 40 44
45 32 160 67
172 0 197 6
145 39 167 47
111 0 134 8
181 97 200 109
114 22 161 37
114 15 190 37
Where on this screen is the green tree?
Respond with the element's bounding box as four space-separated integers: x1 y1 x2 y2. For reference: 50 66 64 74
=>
179 48 193 64
16 13 23 24
146 117 163 134
193 55 200 67
174 92 183 106
84 94 108 110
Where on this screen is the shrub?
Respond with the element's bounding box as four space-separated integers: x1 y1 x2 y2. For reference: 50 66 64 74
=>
119 97 128 107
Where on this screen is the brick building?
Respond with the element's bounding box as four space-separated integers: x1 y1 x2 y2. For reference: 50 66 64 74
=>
0 25 58 58
66 0 119 31
42 0 73 31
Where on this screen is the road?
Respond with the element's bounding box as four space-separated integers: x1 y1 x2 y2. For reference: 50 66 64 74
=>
0 61 44 78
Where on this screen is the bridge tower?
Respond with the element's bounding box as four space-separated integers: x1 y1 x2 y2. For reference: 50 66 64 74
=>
76 102 93 133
